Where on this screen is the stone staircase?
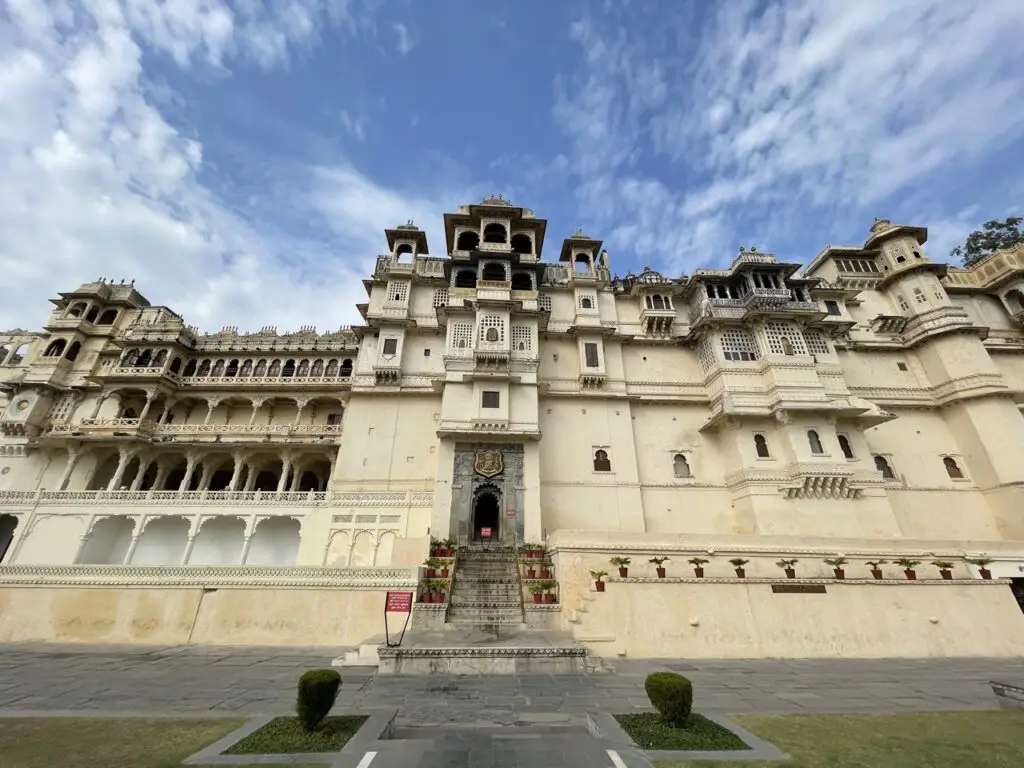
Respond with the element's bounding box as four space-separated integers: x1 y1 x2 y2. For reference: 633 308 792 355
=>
445 544 526 627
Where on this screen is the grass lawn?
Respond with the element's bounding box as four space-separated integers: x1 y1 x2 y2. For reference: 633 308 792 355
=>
225 715 368 754
0 717 329 768
615 713 747 751
653 710 1024 768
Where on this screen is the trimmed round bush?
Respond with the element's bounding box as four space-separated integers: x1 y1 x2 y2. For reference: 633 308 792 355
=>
644 672 693 726
296 669 342 732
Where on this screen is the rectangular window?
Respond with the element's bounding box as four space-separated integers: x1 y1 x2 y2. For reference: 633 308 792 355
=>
584 342 599 368
482 391 500 409
382 338 398 355
824 300 840 315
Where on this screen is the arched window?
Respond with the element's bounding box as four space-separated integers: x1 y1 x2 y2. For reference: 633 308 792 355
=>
454 269 477 288
67 303 85 318
754 434 770 458
325 359 338 377
807 430 824 454
574 256 591 273
254 360 268 376
510 233 532 254
65 341 81 362
593 449 611 472
183 359 197 377
483 223 507 244
652 295 665 310
1004 289 1024 313
311 359 324 377
268 360 281 376
943 456 964 479
282 359 295 377
121 349 140 366
152 350 167 367
239 360 253 377
395 243 413 259
85 307 99 323
838 434 854 459
511 272 533 291
673 454 691 478
44 339 67 357
211 360 225 377
169 357 182 374
136 349 152 367
340 359 353 377
121 407 138 419
781 337 794 355
580 297 593 309
485 327 499 342
97 309 118 325
197 360 211 376
482 263 506 281
456 231 479 251
297 360 310 377
874 455 895 479
225 359 239 377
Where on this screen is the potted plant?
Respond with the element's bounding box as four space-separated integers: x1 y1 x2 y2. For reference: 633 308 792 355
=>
895 558 921 580
966 556 994 580
528 583 545 604
931 559 954 580
730 558 750 578
542 579 558 604
430 537 443 557
439 559 452 579
688 557 709 578
865 560 887 580
433 579 447 604
423 557 441 578
524 561 537 580
591 570 608 592
539 557 553 580
524 543 542 559
649 557 669 578
442 537 455 557
824 557 848 579
419 581 432 602
776 559 799 579
610 556 631 578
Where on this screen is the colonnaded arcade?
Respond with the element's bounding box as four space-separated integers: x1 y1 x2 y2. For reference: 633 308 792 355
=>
1 196 1023 658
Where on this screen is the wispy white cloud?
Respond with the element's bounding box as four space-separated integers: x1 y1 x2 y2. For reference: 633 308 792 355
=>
0 0 442 333
554 0 1024 273
339 109 366 142
392 22 415 56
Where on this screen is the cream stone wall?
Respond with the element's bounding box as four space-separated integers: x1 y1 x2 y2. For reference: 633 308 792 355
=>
2 207 1024 655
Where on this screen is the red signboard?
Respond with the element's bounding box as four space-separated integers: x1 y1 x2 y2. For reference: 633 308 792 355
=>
385 591 413 613
480 527 493 538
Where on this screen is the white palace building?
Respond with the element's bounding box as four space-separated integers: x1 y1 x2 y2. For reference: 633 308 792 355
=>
1 195 1024 659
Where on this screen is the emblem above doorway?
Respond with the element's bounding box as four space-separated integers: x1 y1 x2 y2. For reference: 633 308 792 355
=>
474 449 503 478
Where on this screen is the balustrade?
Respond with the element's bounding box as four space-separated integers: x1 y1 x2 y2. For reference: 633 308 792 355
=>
46 419 343 437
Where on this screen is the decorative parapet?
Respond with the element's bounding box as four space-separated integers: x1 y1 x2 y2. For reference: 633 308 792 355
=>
46 419 344 438
0 564 419 589
0 489 434 508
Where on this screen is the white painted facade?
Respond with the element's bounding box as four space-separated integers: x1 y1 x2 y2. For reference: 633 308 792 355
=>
2 197 1024 651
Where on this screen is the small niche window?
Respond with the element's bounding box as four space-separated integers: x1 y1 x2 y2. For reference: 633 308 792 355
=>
583 342 599 368
673 454 691 478
485 327 499 342
943 456 964 480
897 362 908 371
593 449 611 472
874 455 896 479
838 434 855 459
897 295 909 311
481 391 500 409
580 296 593 309
807 430 824 455
781 337 795 355
824 300 840 315
754 434 770 458
914 288 926 304
382 338 398 356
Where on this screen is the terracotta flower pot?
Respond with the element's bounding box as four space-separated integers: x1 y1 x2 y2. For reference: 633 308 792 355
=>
440 568 449 578
980 568 992 580
532 593 543 604
526 569 536 579
595 581 605 592
540 569 551 579
735 568 746 579
617 567 628 578
940 569 952 580
425 568 436 578
421 592 430 602
833 568 845 580
784 568 796 579
656 567 666 578
871 569 883 580
543 593 555 604
436 592 446 603
693 567 704 578
904 569 917 580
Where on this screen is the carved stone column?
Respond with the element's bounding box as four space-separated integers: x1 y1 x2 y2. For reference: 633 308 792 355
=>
277 455 294 493
203 398 219 426
56 445 83 491
130 455 152 491
178 456 198 492
227 451 246 492
138 392 156 422
107 448 133 491
248 398 265 426
293 398 309 426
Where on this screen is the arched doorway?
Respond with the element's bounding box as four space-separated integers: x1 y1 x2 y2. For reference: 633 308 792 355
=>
472 488 500 542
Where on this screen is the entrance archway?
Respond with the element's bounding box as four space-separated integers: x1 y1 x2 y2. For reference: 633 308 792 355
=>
472 489 500 542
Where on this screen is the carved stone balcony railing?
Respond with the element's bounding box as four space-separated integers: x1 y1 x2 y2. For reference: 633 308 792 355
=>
476 280 511 302
0 564 420 589
46 419 344 439
46 317 97 332
639 307 676 336
742 286 793 306
180 375 353 388
415 258 446 278
109 366 182 383
0 488 434 508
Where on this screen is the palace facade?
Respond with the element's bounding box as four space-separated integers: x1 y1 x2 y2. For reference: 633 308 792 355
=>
1 196 1024 656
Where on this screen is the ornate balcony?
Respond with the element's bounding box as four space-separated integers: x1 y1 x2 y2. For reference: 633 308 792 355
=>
639 307 676 336
46 419 344 440
476 280 512 302
179 375 352 390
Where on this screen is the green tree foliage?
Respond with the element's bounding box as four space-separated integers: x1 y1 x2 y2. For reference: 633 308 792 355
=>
296 669 341 733
950 216 1023 267
644 671 694 726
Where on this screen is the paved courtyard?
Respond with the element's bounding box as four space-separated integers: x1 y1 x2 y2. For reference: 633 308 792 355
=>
0 644 1021 767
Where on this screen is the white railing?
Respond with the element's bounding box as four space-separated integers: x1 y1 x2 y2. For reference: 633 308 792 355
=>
47 420 343 437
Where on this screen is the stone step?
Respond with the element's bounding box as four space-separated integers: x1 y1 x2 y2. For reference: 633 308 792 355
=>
449 601 522 610
446 607 523 621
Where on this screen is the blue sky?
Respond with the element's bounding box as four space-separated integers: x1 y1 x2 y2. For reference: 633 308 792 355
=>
1 0 1023 332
